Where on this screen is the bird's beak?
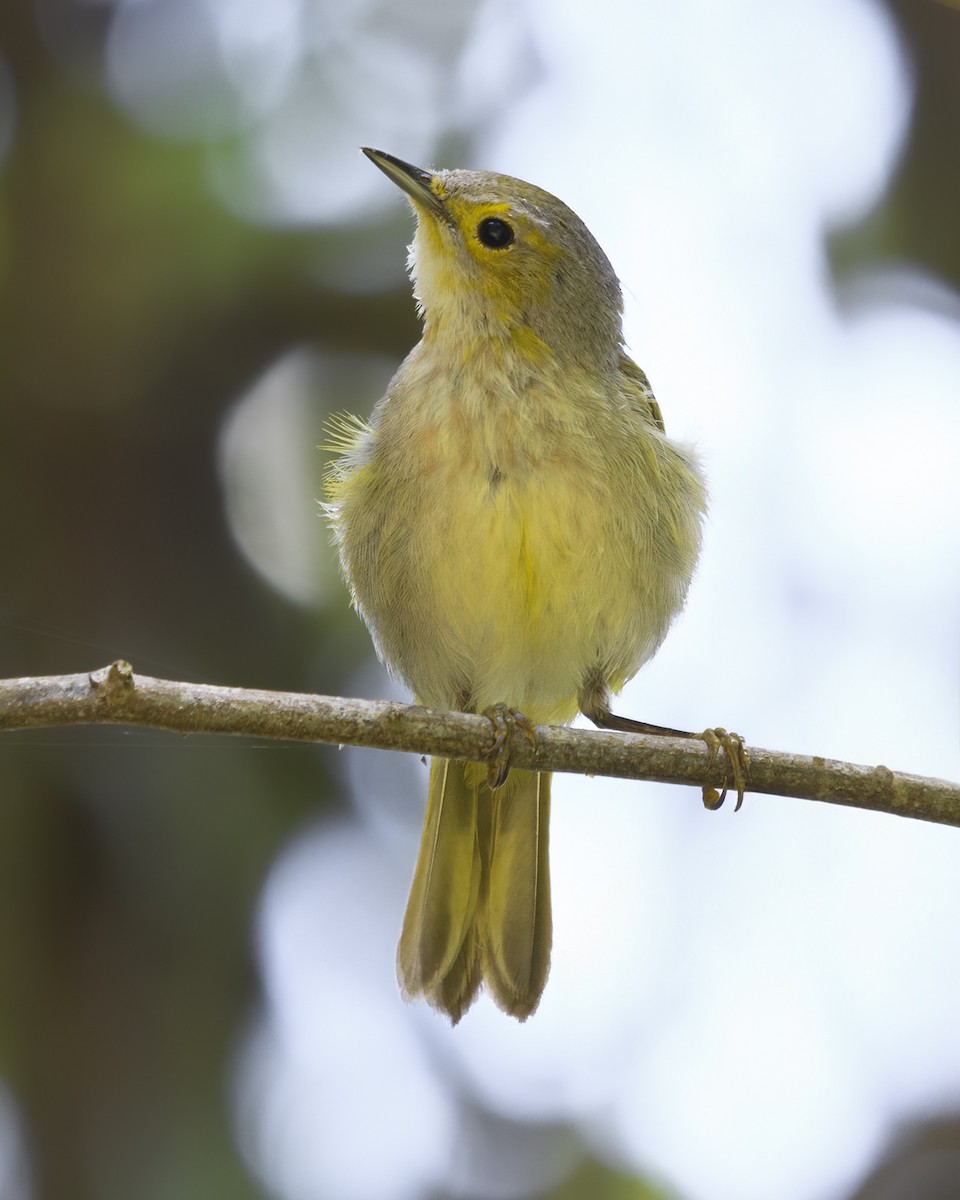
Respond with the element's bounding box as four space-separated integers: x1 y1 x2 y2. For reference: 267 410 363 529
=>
362 147 448 221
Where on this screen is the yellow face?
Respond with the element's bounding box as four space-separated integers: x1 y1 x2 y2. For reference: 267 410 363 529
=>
362 149 624 371
410 188 564 337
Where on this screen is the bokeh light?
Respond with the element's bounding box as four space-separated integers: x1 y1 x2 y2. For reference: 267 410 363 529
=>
0 1084 30 1200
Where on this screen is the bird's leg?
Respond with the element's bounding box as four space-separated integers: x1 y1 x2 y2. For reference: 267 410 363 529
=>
578 676 749 811
481 704 538 789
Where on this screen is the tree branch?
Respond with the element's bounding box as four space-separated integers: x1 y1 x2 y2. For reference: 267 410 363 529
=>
1 661 957 826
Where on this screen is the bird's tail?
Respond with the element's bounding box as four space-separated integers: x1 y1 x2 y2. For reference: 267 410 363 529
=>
397 758 552 1022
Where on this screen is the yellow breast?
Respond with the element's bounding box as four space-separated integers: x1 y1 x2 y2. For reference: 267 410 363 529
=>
328 341 700 724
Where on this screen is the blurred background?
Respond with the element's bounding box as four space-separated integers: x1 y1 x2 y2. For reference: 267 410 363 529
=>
1 0 959 1197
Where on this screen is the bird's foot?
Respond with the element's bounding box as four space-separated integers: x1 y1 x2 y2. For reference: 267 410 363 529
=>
698 728 749 812
482 704 537 789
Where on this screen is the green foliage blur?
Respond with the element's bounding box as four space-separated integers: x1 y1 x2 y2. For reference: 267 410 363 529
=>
0 1 958 1198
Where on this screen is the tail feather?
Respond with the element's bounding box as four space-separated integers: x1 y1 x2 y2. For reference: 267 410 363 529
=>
398 758 552 1023
397 758 481 997
426 930 482 1024
481 770 552 1020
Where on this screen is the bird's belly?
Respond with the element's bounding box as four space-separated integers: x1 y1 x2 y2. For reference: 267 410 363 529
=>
401 462 660 723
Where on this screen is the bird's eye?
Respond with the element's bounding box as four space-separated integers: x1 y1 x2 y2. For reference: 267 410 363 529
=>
477 217 514 249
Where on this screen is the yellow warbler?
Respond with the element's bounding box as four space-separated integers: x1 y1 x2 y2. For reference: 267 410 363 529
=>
326 148 745 1023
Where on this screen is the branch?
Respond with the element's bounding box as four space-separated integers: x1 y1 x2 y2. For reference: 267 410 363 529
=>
1 661 957 826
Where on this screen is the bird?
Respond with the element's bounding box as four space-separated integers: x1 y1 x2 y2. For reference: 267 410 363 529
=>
325 147 746 1023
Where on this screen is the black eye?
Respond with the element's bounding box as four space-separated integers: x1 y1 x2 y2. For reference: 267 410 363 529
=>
477 217 514 249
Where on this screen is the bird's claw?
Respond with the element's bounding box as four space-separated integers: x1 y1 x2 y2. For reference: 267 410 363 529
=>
482 704 537 789
699 728 749 812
